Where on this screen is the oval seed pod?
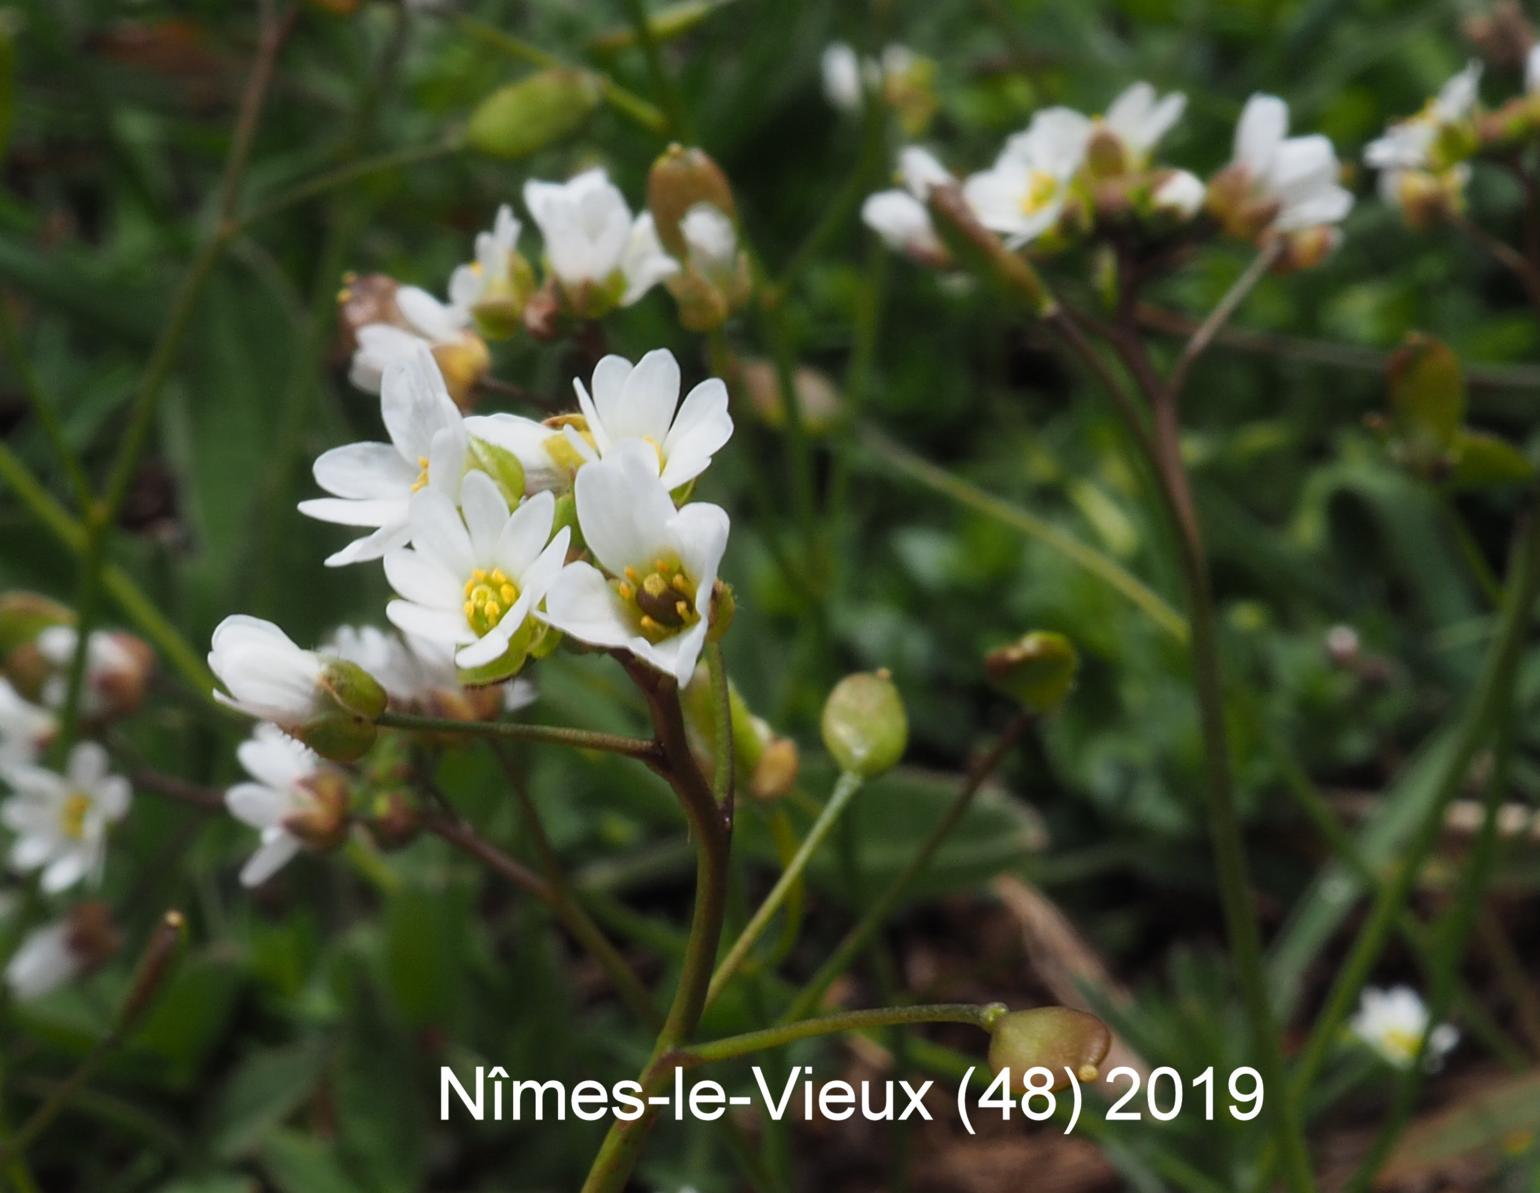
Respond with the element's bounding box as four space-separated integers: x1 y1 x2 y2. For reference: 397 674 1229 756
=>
988 1007 1113 1094
821 669 908 778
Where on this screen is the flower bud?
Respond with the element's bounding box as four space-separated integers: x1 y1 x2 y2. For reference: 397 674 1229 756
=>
283 770 352 850
1150 169 1206 222
667 270 732 333
708 580 736 641
1085 126 1128 179
1205 165 1278 242
64 901 123 972
750 736 800 801
0 591 72 658
364 790 422 851
1389 169 1466 232
988 1007 1113 1093
116 910 186 1035
522 282 565 342
1270 225 1340 274
318 657 388 721
431 334 493 411
336 272 402 353
738 358 842 435
648 144 736 260
468 435 528 506
299 658 387 761
821 669 908 778
466 69 603 160
985 632 1078 714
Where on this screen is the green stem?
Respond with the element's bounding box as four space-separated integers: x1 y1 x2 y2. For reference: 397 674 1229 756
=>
376 709 661 762
580 672 731 1193
0 300 92 510
781 715 1031 1023
0 1038 117 1166
493 747 658 1026
1345 712 1519 1190
53 509 107 753
706 641 734 808
858 423 1187 640
707 771 863 1007
684 1003 1001 1067
619 0 689 140
1287 504 1540 1103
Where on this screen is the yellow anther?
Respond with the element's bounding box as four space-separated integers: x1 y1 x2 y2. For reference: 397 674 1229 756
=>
642 573 671 599
337 287 353 303
59 792 92 840
624 566 640 584
464 600 477 619
671 574 692 596
675 600 689 619
412 454 431 493
483 599 500 620
1019 170 1059 215
617 582 634 601
499 583 516 603
639 614 664 635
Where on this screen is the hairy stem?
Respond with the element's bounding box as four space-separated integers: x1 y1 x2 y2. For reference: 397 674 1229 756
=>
376 709 662 762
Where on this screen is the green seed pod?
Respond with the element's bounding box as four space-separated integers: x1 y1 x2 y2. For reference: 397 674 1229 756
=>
984 631 1079 714
821 669 908 778
466 69 603 160
988 1007 1113 1093
116 910 187 1036
318 657 388 721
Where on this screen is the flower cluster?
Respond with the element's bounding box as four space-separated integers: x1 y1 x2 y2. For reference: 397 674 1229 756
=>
1367 51 1540 229
212 296 735 880
863 83 1352 273
343 159 749 408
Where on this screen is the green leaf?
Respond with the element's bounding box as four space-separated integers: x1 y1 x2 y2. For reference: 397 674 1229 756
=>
260 1129 358 1193
1446 429 1535 490
1385 333 1465 470
208 1041 329 1161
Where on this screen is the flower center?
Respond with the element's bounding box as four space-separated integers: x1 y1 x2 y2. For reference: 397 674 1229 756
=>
463 567 520 637
1018 170 1060 215
411 455 430 493
1381 1027 1421 1063
616 559 699 642
59 792 92 840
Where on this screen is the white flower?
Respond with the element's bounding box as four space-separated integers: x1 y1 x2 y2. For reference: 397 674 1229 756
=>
385 476 571 673
965 108 1092 246
1366 62 1482 212
1528 45 1540 95
821 43 871 111
1102 81 1186 158
679 203 740 285
542 445 729 684
524 169 677 305
226 724 329 887
300 342 470 566
2 742 130 892
1229 94 1354 232
0 679 55 768
209 615 326 723
32 627 139 716
863 146 953 258
1350 985 1458 1070
349 286 469 394
1432 60 1482 123
5 920 83 1001
471 349 732 497
1153 169 1206 218
448 204 522 317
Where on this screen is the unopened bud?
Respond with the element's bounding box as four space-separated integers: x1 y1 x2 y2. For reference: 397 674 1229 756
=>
1391 169 1466 232
284 770 352 850
1206 165 1279 241
1150 169 1206 222
667 270 732 333
116 910 186 1035
821 669 908 778
708 580 736 641
750 736 800 801
1085 126 1128 179
522 282 565 342
466 69 603 160
365 790 422 850
468 435 528 505
92 631 156 720
648 144 736 259
988 1007 1113 1093
1271 225 1339 274
64 901 122 972
0 591 72 657
738 358 842 435
336 272 402 353
431 334 493 411
985 632 1078 714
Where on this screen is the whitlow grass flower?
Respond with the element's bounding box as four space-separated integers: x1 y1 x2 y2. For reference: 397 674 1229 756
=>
0 678 55 767
1350 985 1458 1070
3 903 118 1002
524 169 677 314
821 43 871 111
2 741 130 893
471 349 732 497
300 343 470 566
1098 81 1186 165
447 204 529 335
34 626 153 719
349 285 472 393
863 146 954 262
226 724 345 887
965 108 1092 247
384 476 570 680
1366 63 1482 224
542 445 729 684
1213 94 1353 236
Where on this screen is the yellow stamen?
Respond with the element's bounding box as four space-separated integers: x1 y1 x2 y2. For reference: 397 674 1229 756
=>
1018 169 1059 216
59 792 92 840
462 566 520 636
411 455 431 493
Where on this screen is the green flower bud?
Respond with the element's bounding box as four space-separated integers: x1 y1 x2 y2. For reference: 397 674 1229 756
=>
648 144 736 259
985 632 1079 714
283 770 352 850
468 435 528 506
821 669 908 778
466 69 603 160
988 1007 1113 1093
319 658 388 721
707 580 735 641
